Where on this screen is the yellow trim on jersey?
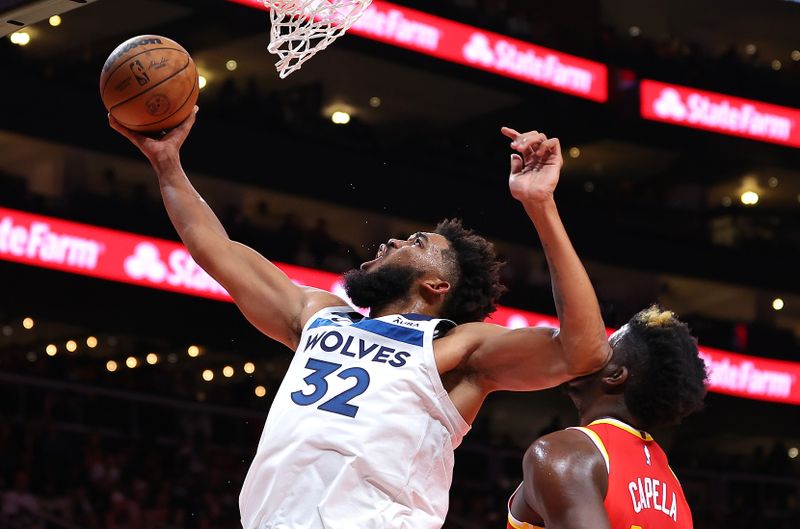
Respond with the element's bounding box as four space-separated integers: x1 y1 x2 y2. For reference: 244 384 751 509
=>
668 465 680 483
589 418 653 441
569 427 610 474
507 484 545 529
507 512 544 529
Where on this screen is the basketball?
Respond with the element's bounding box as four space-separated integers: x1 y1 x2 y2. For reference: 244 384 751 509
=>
100 35 199 133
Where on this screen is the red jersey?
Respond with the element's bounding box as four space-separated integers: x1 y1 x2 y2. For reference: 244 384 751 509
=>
507 418 693 529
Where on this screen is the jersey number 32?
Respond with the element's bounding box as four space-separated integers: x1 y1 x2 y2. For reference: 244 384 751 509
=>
291 358 370 417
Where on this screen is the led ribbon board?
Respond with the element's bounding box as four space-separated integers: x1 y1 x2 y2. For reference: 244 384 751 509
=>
2 206 798 405
641 79 800 148
228 0 608 102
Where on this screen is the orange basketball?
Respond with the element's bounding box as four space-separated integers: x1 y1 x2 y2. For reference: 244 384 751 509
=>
100 35 199 133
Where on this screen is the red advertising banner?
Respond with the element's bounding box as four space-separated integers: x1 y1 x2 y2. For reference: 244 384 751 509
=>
2 206 798 405
699 347 800 406
641 79 800 148
227 0 608 102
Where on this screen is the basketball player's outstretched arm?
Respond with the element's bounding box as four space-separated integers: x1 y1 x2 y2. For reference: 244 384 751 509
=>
516 430 611 529
453 128 611 392
108 109 342 349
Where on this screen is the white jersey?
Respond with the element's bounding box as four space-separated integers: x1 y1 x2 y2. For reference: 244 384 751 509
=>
239 307 471 529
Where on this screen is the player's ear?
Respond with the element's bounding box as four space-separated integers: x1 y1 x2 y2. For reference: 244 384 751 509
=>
603 365 629 390
422 278 451 298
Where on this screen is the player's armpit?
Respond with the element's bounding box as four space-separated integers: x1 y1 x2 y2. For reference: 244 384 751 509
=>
522 430 611 529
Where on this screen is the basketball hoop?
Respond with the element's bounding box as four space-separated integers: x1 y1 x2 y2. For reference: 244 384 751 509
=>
263 0 373 79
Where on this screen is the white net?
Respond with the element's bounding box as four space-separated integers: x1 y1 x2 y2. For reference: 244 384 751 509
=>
263 0 373 79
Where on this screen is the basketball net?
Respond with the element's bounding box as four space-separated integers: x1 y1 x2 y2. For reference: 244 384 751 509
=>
263 0 373 78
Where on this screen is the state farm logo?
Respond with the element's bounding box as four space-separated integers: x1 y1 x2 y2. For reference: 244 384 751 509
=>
648 85 794 142
463 33 494 66
124 243 167 282
653 88 688 120
0 217 103 270
461 32 595 95
123 242 229 297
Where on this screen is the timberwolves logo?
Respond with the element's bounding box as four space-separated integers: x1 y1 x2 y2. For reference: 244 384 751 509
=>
130 60 150 85
145 94 170 116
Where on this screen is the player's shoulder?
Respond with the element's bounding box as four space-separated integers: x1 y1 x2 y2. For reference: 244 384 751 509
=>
525 429 606 477
299 288 357 327
522 430 610 508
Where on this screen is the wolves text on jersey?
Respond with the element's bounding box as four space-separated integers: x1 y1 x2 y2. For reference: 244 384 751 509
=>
303 330 411 368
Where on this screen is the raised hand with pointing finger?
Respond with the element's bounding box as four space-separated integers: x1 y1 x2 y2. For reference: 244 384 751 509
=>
501 126 563 205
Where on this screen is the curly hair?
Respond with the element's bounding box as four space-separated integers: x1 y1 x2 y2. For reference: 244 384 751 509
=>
616 305 708 430
434 219 506 324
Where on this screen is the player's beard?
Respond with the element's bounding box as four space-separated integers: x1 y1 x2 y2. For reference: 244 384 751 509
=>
343 264 422 315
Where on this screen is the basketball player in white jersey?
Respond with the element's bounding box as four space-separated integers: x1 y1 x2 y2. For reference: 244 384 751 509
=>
109 108 613 529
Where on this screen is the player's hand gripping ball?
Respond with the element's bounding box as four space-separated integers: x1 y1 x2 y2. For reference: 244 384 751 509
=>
100 35 199 134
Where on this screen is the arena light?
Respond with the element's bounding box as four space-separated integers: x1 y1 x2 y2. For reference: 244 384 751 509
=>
331 111 351 125
740 191 759 205
198 75 207 90
789 447 799 459
255 385 267 397
771 60 782 71
793 50 800 62
223 365 234 378
226 59 238 71
568 147 581 159
187 345 200 357
22 317 34 330
1 0 99 38
244 361 256 374
46 344 57 356
146 353 159 365
48 15 61 27
369 96 381 108
126 356 138 368
106 360 118 372
772 298 785 311
202 369 214 382
9 31 30 46
65 340 77 352
86 336 98 348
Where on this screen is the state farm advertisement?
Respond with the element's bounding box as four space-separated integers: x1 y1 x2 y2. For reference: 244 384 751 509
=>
2 206 799 405
227 0 608 102
699 347 799 405
0 207 232 302
641 79 800 148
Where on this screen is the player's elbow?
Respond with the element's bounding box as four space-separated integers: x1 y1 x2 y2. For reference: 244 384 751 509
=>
558 333 613 377
577 342 612 376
